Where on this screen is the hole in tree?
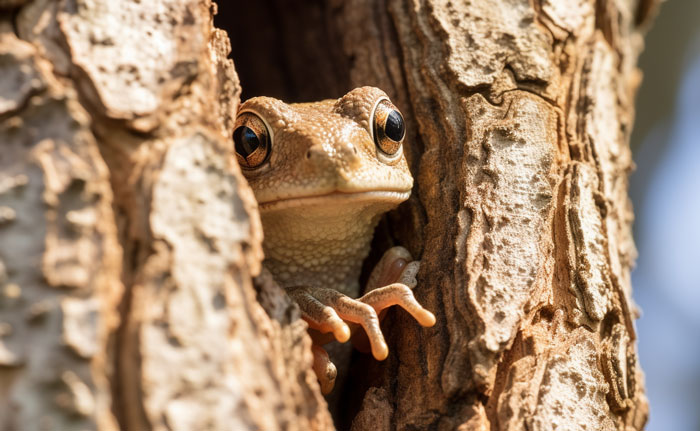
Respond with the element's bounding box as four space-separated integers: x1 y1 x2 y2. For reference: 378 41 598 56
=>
214 3 398 428
214 0 351 103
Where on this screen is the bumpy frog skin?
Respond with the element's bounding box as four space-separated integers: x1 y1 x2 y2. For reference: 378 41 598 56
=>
234 87 435 393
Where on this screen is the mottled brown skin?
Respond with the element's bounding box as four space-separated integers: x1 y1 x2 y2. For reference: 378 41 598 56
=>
235 87 435 393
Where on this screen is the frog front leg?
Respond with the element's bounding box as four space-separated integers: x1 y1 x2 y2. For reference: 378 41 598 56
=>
287 286 388 359
351 246 435 353
363 251 433 322
287 285 387 395
365 246 420 293
289 246 435 393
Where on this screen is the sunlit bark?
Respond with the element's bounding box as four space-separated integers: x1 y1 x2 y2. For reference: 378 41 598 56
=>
0 0 657 429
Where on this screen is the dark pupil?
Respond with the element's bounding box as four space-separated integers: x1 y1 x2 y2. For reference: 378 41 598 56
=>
384 110 405 142
234 126 260 157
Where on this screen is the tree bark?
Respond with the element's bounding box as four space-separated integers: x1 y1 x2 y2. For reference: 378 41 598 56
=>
0 0 656 430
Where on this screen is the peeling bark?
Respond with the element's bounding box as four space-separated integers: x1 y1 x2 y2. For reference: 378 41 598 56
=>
1 0 656 430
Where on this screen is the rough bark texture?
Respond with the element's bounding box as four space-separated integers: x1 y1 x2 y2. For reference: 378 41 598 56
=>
0 1 331 430
0 0 656 430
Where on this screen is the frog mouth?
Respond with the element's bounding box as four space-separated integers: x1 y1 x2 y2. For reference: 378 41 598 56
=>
258 190 411 211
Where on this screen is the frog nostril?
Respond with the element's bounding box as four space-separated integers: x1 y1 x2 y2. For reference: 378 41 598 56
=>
304 143 358 167
306 145 326 162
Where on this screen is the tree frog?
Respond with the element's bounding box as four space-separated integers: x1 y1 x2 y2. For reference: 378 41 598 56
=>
233 86 435 393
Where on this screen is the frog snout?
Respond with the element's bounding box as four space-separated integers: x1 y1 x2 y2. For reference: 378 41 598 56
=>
304 141 362 174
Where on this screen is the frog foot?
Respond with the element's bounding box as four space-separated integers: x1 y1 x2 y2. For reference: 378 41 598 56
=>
287 286 388 360
365 246 418 290
350 246 435 353
311 344 337 394
358 283 436 327
288 246 435 393
363 247 434 326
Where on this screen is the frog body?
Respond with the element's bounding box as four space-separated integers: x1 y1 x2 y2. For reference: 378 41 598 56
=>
234 87 435 393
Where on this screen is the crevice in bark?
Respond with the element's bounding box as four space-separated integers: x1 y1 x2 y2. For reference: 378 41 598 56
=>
9 8 21 37
214 2 442 427
594 0 617 50
0 79 42 122
216 0 350 102
109 240 142 430
500 85 558 109
92 134 148 430
215 1 388 425
484 328 522 431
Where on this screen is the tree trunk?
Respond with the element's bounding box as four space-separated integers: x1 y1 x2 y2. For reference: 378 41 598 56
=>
0 0 656 430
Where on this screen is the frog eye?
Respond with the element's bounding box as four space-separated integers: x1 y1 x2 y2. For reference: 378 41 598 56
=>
372 99 405 156
233 112 271 169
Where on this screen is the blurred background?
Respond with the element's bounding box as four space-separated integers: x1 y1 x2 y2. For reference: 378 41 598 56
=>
630 1 700 430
